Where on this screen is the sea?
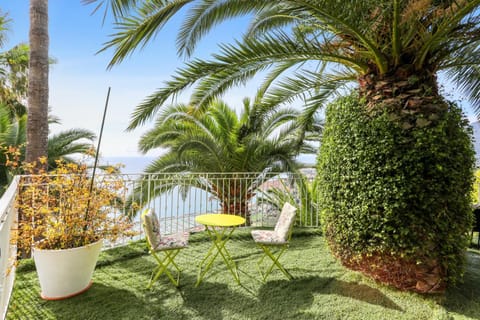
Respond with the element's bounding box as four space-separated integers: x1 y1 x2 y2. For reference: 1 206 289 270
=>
102 156 158 174
103 154 317 174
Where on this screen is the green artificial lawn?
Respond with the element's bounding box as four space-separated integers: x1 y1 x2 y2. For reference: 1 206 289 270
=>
6 228 480 320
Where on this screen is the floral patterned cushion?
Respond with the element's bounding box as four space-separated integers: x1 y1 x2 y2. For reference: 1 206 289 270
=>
251 202 297 244
156 232 189 250
142 209 189 250
273 202 297 242
251 230 287 244
142 209 162 248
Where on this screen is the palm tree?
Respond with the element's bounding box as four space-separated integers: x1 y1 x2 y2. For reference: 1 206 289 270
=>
26 0 49 167
0 11 27 117
87 1 479 125
0 102 97 193
0 44 30 117
87 0 480 293
258 169 319 227
129 98 319 224
0 10 9 48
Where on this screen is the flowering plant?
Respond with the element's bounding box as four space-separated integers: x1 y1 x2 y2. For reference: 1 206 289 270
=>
14 157 134 254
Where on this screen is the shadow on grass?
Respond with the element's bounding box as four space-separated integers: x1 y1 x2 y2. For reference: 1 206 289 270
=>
179 274 258 319
96 240 148 268
442 250 480 319
43 283 192 320
258 277 403 313
179 274 402 319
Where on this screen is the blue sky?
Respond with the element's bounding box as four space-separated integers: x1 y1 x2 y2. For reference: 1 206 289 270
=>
1 1 254 157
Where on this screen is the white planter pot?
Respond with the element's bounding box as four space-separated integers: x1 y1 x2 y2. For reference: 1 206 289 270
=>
33 239 103 300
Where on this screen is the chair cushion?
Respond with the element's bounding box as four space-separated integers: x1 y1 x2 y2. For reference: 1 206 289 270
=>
251 229 288 244
156 232 189 250
142 209 190 250
142 209 162 248
273 202 297 242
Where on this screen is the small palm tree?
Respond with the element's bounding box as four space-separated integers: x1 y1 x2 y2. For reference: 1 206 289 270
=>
129 98 319 224
0 103 97 193
258 169 319 227
0 44 29 118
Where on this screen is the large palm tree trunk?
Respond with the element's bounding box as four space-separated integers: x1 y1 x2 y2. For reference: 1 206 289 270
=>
26 0 49 167
358 66 444 119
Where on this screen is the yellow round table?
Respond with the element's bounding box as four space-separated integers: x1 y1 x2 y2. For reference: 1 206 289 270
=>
195 214 246 227
194 214 246 286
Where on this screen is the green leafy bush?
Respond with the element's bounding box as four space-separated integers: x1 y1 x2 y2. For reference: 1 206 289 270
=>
317 94 475 292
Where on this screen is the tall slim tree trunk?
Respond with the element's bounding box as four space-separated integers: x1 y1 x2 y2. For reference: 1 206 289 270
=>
20 0 49 258
26 0 49 168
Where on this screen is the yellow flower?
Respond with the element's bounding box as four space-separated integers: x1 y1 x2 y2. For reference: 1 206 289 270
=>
15 158 135 252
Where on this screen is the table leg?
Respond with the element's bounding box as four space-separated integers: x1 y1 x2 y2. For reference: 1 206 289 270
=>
195 226 241 286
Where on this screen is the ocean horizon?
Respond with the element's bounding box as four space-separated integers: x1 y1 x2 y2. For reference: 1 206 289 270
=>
103 154 317 174
103 156 157 174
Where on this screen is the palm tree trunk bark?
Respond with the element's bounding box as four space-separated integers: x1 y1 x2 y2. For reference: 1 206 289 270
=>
358 67 443 119
20 0 49 258
26 0 49 168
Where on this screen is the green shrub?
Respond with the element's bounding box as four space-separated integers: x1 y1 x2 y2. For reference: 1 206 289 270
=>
317 94 475 292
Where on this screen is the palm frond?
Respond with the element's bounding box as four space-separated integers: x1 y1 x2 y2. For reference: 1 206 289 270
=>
177 0 269 57
415 0 480 69
0 11 11 49
127 32 365 130
260 68 355 116
245 3 304 38
443 46 480 116
97 0 192 68
83 0 142 23
47 129 96 166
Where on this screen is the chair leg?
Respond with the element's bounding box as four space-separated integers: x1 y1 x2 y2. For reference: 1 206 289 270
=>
256 244 293 282
147 249 182 288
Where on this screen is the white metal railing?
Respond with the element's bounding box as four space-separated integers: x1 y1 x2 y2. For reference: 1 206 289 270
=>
14 170 319 245
119 170 319 237
0 177 18 320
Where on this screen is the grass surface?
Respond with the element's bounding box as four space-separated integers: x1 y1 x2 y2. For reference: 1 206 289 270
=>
6 228 480 320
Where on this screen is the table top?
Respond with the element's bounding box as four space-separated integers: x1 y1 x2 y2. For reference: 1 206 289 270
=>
195 214 246 227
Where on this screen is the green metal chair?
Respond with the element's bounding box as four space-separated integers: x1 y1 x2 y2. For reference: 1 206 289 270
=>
251 202 297 281
141 209 189 288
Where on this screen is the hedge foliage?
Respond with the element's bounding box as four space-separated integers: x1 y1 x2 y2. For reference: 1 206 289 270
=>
317 94 475 291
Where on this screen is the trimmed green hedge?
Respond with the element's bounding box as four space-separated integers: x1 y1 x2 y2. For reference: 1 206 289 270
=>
317 94 475 292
